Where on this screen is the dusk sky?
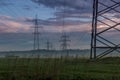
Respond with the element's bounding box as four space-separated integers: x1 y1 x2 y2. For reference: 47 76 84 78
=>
0 0 119 51
0 0 93 33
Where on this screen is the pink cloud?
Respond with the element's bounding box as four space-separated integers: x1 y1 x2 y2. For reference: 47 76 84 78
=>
43 22 91 33
0 15 93 33
0 15 32 33
0 14 119 33
0 15 12 20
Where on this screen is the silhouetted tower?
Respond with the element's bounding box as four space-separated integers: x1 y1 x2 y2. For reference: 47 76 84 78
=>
91 0 120 59
33 15 41 51
46 40 52 50
60 32 70 50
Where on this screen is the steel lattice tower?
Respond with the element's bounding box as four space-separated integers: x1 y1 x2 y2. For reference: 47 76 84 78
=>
46 40 52 50
91 0 120 59
33 15 41 51
60 32 71 50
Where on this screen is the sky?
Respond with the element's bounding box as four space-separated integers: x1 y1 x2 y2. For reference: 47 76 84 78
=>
0 0 93 33
0 0 119 51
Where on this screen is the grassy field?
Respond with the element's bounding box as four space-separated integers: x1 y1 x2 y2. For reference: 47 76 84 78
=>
0 57 120 80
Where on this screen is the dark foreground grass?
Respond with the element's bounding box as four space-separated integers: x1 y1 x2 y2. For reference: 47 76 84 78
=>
0 57 120 80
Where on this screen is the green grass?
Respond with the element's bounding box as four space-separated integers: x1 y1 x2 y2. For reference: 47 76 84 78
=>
0 57 120 80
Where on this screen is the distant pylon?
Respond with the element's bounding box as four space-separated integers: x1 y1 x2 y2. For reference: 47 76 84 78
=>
46 40 52 50
33 15 42 51
60 32 71 50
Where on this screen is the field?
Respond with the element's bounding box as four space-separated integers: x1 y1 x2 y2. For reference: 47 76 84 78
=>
0 57 120 80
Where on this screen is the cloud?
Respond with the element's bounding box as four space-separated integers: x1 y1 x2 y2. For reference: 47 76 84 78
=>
0 0 14 7
29 0 95 33
31 0 120 17
23 5 33 11
31 0 92 9
0 15 91 33
31 0 93 22
54 9 92 19
26 15 92 32
0 15 32 33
